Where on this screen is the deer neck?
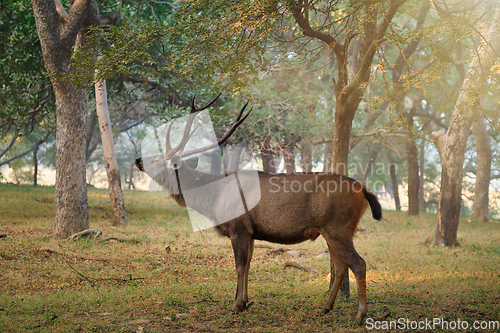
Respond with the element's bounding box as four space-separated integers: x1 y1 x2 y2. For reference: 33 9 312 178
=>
173 165 227 220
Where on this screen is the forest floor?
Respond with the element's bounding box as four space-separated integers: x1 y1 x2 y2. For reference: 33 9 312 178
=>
1 184 499 332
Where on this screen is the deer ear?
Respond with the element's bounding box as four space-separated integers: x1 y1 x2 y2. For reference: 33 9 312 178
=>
184 157 199 169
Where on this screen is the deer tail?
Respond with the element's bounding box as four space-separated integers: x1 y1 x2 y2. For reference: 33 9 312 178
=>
363 189 382 221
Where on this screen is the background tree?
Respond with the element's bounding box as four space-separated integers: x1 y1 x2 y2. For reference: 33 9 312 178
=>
427 6 500 247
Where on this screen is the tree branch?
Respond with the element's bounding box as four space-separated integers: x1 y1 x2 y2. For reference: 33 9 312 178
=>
391 2 430 83
0 147 35 167
289 0 343 55
60 0 91 49
0 137 48 167
342 0 405 102
54 0 69 21
0 132 18 160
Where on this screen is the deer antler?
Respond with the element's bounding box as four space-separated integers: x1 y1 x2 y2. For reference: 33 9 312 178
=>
177 102 252 158
164 94 222 159
164 94 252 159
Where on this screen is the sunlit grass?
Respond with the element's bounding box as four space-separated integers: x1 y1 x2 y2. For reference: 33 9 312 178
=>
0 184 499 332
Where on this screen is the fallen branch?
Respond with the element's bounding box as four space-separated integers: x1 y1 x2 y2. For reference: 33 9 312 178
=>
266 247 290 255
40 246 108 261
283 259 319 274
105 237 129 243
69 229 102 240
61 254 143 286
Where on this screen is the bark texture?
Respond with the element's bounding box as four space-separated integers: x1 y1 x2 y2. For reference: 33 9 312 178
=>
95 80 127 226
470 117 491 221
31 0 100 238
428 7 500 247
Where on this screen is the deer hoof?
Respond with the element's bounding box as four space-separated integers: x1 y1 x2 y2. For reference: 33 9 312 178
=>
321 307 331 314
231 302 247 314
356 312 366 325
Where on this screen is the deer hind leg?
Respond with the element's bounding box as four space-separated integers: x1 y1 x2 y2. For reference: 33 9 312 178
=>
323 243 348 314
321 233 367 322
230 231 253 313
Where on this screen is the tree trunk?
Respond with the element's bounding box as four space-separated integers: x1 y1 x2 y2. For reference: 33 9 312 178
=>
33 140 39 187
362 151 377 185
260 137 278 173
407 138 419 215
390 163 401 211
331 102 357 176
95 79 127 226
470 117 491 221
330 100 359 298
128 159 135 190
322 141 333 173
428 7 500 247
85 107 97 163
418 139 426 212
53 81 90 237
284 145 296 174
300 142 312 173
32 0 100 238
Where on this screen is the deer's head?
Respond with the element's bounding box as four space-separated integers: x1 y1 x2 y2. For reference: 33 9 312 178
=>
135 94 251 194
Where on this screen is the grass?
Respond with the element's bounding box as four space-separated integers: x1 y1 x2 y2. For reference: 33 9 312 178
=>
0 183 499 332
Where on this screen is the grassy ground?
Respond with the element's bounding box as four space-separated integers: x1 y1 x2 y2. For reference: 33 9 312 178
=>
0 184 499 332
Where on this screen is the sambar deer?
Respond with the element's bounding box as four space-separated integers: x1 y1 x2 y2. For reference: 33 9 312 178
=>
135 95 382 322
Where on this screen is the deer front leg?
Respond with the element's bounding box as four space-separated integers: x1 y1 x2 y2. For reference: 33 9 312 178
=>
230 231 253 313
243 239 254 304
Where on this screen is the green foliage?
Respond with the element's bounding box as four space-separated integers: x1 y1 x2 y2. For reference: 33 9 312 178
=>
0 0 54 134
71 1 282 92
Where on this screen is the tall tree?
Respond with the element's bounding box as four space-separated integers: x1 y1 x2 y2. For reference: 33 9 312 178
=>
427 7 500 247
31 0 100 238
289 0 404 296
290 0 404 175
95 78 127 226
